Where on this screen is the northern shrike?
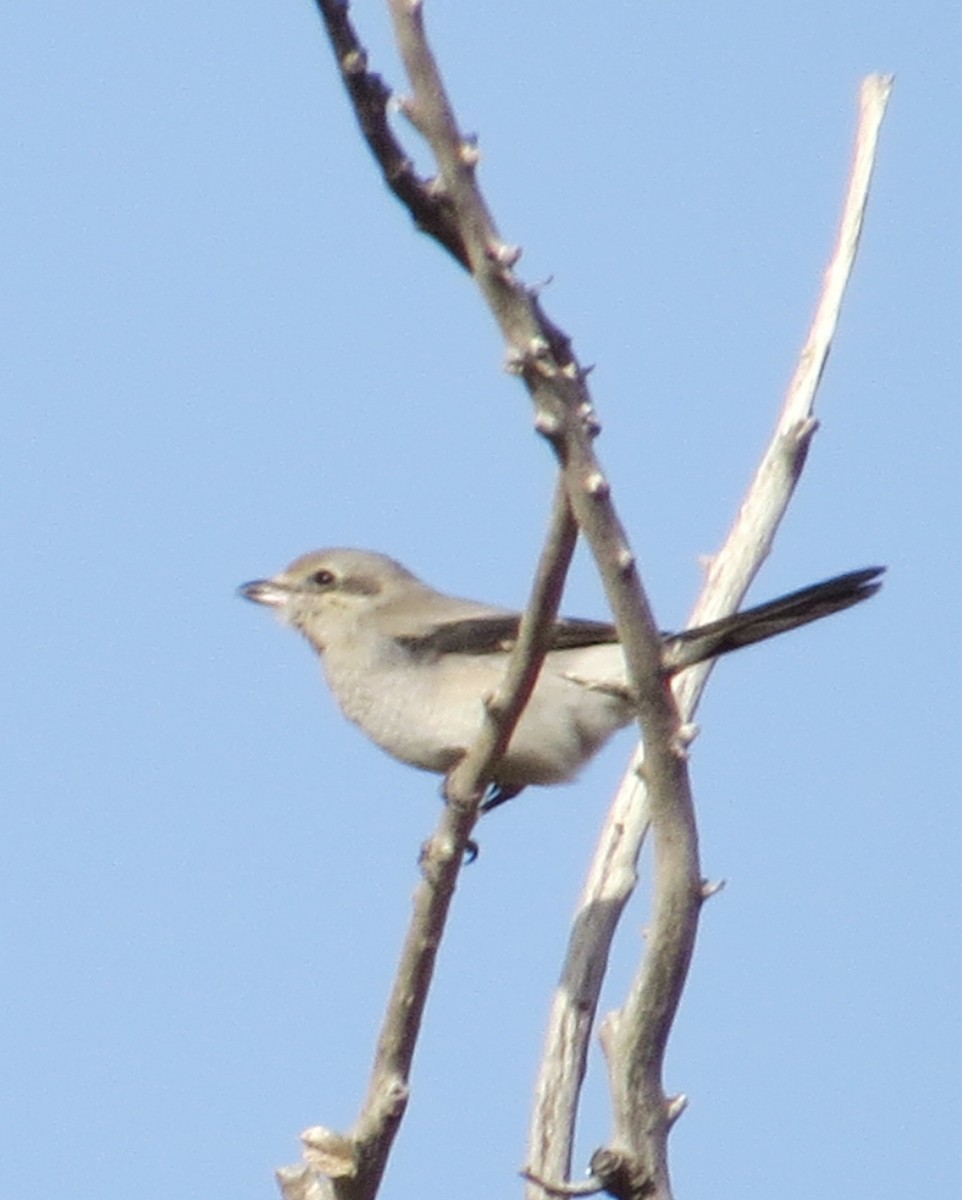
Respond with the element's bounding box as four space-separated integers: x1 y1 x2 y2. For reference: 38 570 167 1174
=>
240 549 882 801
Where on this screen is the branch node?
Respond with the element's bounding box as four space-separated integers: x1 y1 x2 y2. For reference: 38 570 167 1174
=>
791 414 820 447
342 47 368 75
421 174 446 198
700 878 726 902
459 138 481 167
488 241 522 268
380 1073 410 1114
671 721 699 758
533 356 560 379
299 1126 358 1179
275 1164 329 1200
578 400 602 436
776 414 819 481
677 720 699 745
394 93 416 121
615 546 635 574
527 274 554 298
534 409 563 438
665 1092 689 1127
588 1147 655 1200
419 831 458 878
585 471 610 498
504 348 525 376
521 1166 606 1197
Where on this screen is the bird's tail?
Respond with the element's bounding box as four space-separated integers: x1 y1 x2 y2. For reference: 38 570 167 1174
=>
661 566 884 673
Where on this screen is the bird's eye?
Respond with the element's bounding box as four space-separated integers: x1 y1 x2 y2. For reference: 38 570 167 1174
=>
309 568 337 588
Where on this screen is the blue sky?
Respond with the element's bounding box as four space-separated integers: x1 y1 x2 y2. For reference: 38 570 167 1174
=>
3 2 960 1198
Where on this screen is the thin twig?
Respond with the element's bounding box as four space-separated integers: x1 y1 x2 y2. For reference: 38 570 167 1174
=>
446 480 578 802
677 72 895 688
313 0 469 267
278 482 581 1200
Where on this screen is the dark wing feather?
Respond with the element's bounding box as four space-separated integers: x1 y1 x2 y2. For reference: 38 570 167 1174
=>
394 565 883 668
395 614 619 659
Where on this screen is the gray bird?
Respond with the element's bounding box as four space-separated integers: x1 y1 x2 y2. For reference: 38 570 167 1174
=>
240 549 882 803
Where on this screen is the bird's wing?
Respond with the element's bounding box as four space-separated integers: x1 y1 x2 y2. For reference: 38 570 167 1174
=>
549 617 621 649
395 614 619 659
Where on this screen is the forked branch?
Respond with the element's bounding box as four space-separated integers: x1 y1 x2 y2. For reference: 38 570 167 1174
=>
288 4 893 1199
525 74 893 1199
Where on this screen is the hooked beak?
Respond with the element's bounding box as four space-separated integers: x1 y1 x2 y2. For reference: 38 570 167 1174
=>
238 578 289 608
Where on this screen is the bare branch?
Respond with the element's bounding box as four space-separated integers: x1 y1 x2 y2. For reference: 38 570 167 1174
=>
300 2 892 1196
310 4 700 1197
312 0 469 267
278 10 593 1200
387 8 702 1200
285 23 589 1171
675 72 896 710
525 74 893 1199
278 791 473 1200
524 795 652 1192
276 481 580 1200
446 480 578 802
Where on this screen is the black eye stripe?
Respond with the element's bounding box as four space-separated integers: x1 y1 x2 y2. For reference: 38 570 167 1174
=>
341 575 381 596
305 568 382 595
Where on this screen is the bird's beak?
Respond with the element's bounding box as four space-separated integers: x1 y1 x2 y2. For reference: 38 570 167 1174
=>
239 578 288 608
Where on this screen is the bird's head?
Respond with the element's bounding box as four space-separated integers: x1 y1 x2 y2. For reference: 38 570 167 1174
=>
240 548 421 650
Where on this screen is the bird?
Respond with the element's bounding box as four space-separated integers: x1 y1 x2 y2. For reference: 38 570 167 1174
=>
240 549 883 804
